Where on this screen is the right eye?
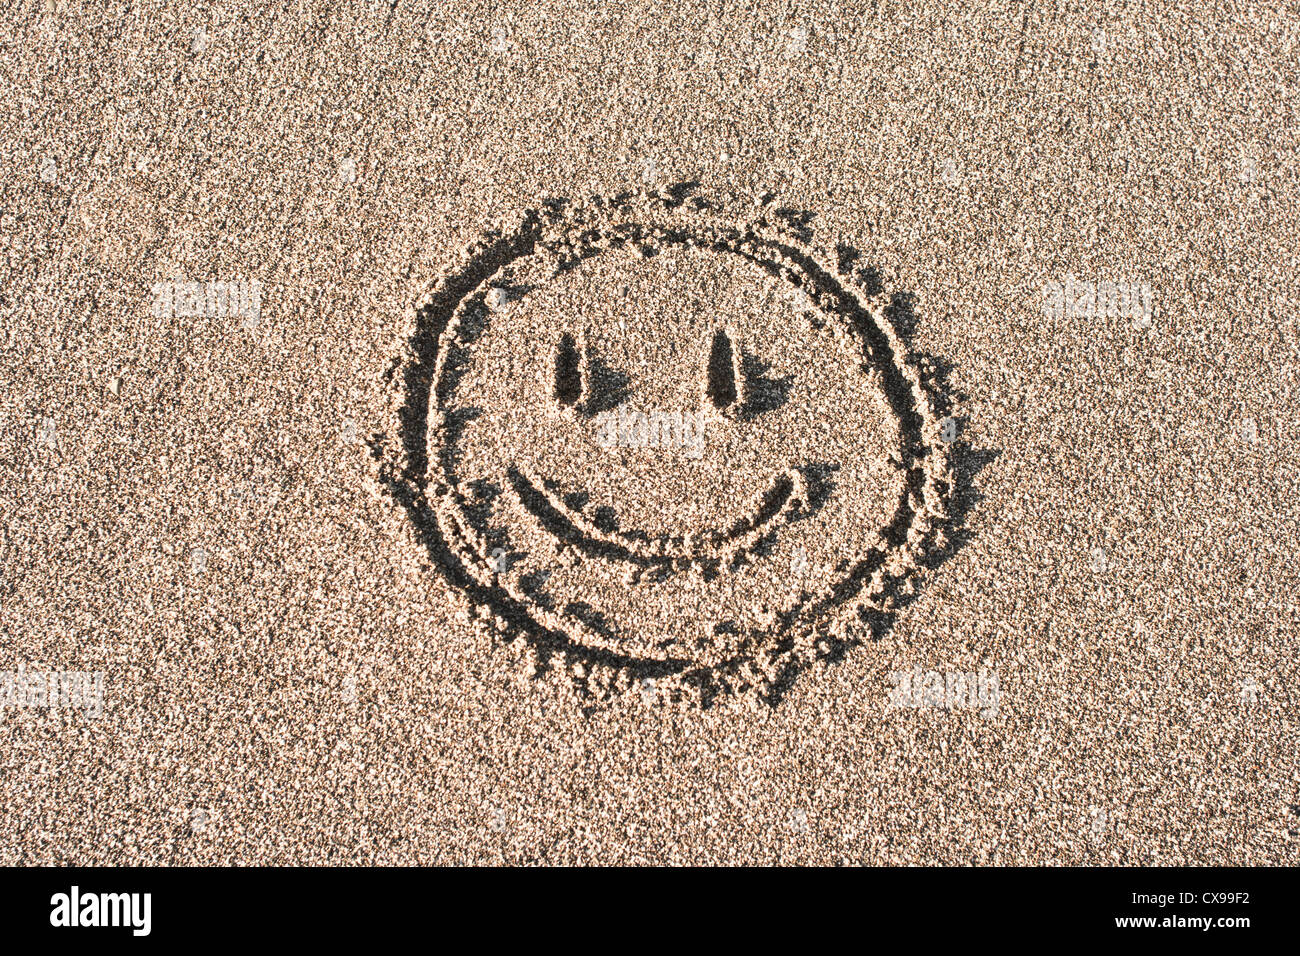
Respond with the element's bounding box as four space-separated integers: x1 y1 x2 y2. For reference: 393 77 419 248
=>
553 333 584 407
705 328 741 411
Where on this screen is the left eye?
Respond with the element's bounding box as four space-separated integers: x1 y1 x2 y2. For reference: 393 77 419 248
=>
705 328 745 414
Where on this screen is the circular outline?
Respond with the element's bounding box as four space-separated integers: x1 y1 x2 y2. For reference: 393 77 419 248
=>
379 191 955 706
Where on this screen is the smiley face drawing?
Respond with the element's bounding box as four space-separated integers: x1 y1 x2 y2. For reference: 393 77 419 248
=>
377 189 956 707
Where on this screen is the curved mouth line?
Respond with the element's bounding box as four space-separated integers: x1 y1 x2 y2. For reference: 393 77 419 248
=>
507 465 808 570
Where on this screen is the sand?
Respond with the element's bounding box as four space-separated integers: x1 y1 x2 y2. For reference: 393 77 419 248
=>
1 1 1297 864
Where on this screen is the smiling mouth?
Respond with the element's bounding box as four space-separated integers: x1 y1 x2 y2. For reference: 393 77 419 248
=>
507 465 810 575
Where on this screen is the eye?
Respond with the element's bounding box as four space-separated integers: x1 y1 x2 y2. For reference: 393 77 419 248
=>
552 333 584 407
705 328 743 412
552 334 632 414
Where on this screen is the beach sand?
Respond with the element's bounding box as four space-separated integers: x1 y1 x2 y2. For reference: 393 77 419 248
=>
1 1 1297 864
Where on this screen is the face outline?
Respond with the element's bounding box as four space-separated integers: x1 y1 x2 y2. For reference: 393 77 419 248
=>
379 191 955 707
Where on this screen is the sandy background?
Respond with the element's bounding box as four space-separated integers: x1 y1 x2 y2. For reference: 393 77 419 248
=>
2 0 1298 864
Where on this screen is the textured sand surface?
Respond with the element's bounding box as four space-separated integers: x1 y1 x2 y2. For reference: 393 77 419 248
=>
2 1 1298 864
